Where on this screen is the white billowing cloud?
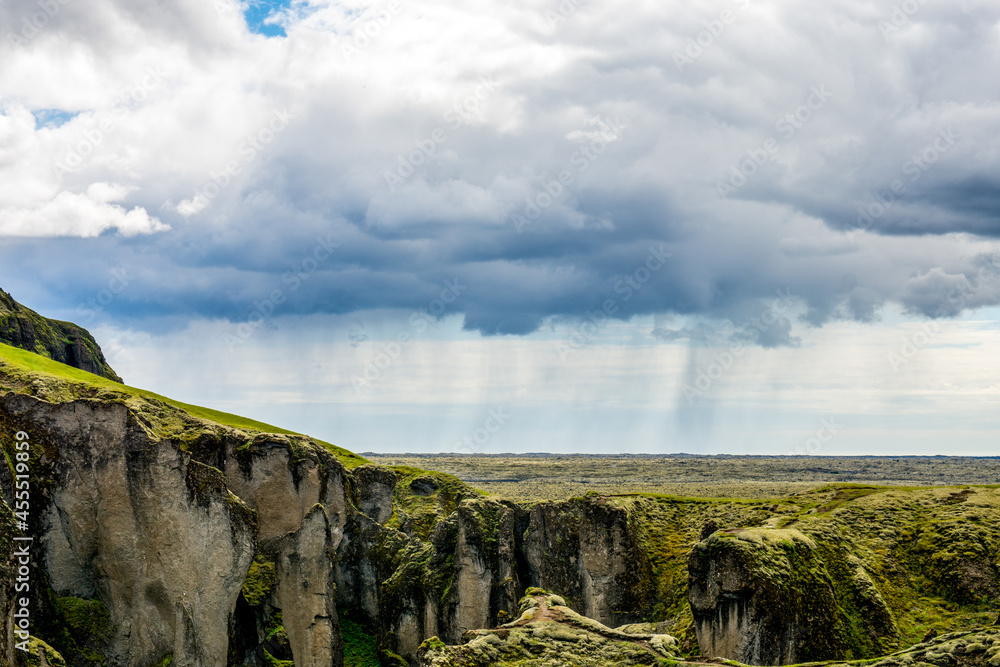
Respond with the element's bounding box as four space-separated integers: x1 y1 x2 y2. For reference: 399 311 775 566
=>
0 97 167 237
0 186 168 237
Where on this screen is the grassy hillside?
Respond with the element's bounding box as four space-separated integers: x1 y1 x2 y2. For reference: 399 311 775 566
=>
0 289 123 382
0 340 369 469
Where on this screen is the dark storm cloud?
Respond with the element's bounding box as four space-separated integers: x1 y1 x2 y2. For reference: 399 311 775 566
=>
3 0 1000 344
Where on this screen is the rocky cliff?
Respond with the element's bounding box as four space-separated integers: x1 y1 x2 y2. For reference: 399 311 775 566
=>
0 289 122 382
0 342 539 666
687 528 890 664
687 485 999 665
524 498 652 628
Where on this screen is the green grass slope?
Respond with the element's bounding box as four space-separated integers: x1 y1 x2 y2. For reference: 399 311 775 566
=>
0 340 369 469
0 289 123 383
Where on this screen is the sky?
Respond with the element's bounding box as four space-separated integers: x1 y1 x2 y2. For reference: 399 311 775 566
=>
1 0 999 455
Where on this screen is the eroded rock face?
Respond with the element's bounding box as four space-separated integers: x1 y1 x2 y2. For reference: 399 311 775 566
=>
5 394 256 667
368 494 652 663
224 432 350 666
378 520 454 662
447 510 491 641
275 506 343 667
373 497 531 664
688 528 894 665
333 511 388 625
525 499 650 628
0 393 358 667
225 433 349 548
352 465 398 525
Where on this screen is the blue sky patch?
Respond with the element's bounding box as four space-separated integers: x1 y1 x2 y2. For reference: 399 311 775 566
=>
32 109 80 129
244 0 292 37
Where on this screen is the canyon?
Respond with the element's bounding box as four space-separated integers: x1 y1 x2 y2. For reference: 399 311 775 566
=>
0 323 997 667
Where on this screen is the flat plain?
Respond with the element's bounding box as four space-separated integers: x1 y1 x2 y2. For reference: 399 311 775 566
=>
362 453 1000 502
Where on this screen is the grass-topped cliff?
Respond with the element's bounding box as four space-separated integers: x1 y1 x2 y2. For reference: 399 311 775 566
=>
0 339 378 666
0 289 123 383
585 484 1000 655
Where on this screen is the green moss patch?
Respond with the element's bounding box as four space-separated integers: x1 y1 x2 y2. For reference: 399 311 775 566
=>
40 595 116 665
23 636 68 667
340 609 380 667
53 596 114 645
242 555 277 606
386 465 483 540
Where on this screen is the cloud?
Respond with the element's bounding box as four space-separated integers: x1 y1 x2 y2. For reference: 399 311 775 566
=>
0 0 999 342
0 186 167 237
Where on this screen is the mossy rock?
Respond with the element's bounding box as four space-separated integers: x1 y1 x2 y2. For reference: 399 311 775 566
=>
339 610 380 667
45 595 115 665
418 591 678 666
242 554 277 606
377 649 410 667
23 636 68 667
688 527 883 664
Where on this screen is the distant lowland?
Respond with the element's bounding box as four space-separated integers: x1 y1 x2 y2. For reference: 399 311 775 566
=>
365 452 1000 502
